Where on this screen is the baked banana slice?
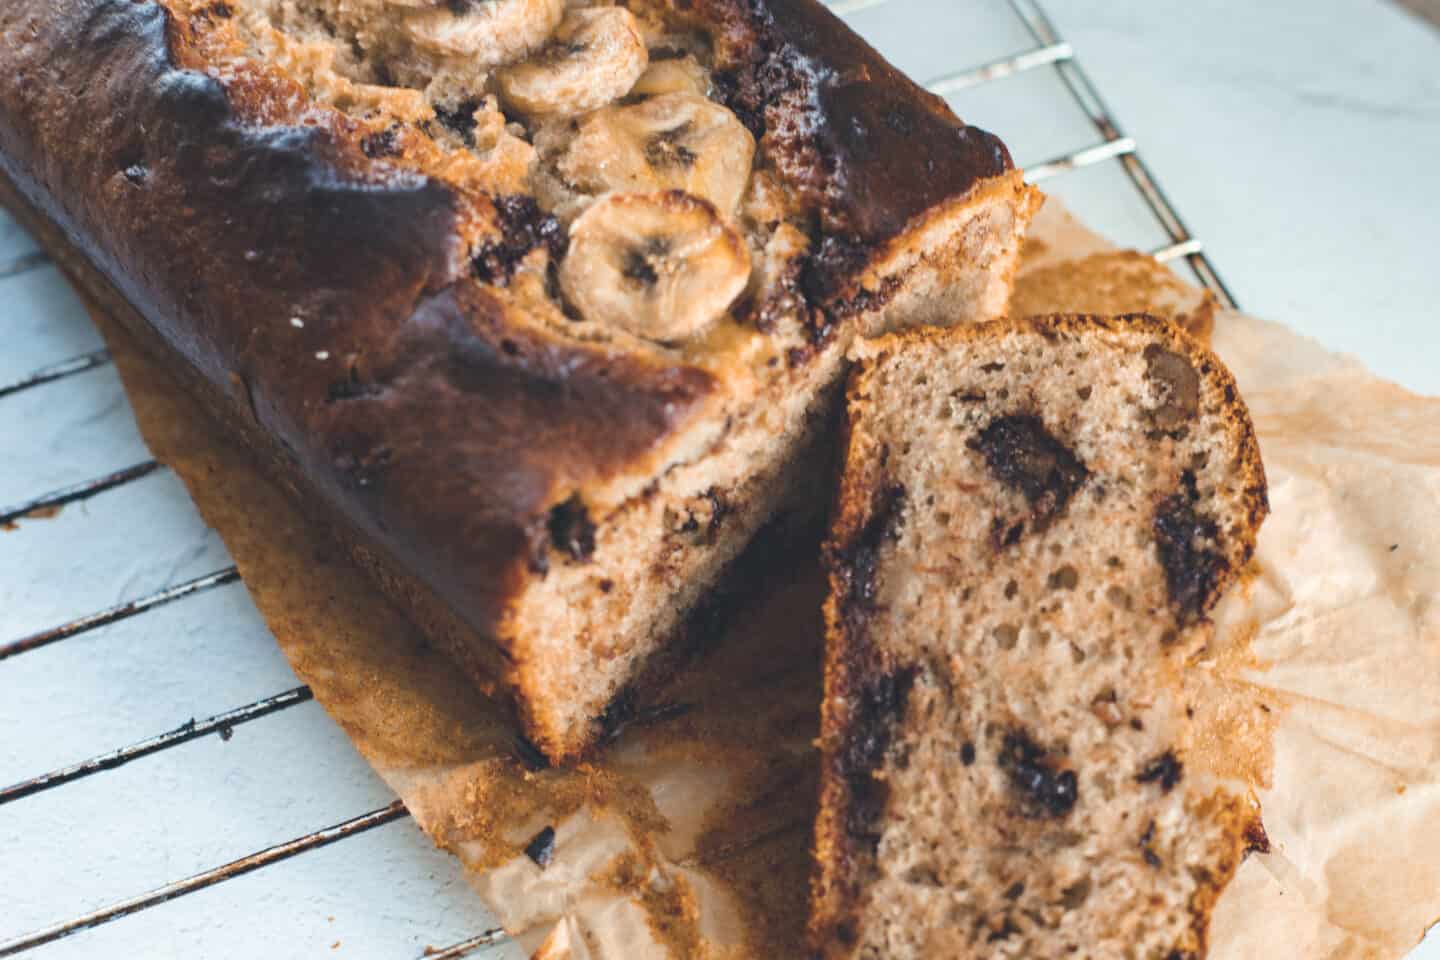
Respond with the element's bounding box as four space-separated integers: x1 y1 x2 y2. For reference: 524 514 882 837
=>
629 56 709 98
383 0 565 68
560 191 751 343
498 7 648 116
557 92 755 217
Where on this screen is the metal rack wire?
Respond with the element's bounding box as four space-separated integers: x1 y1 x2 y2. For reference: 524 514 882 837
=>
0 1 1237 955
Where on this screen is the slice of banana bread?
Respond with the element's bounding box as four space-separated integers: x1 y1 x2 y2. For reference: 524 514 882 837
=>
810 314 1268 959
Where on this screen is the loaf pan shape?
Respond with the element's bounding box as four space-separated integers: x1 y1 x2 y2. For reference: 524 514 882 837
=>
0 0 1039 759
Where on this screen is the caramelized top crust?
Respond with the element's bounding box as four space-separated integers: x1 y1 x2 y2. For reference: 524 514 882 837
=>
0 0 715 635
0 0 1014 645
699 0 1012 239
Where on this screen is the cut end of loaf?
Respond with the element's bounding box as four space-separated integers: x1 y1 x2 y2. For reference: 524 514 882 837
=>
812 314 1267 959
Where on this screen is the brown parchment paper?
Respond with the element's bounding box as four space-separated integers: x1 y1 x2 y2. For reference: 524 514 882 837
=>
81 198 1440 959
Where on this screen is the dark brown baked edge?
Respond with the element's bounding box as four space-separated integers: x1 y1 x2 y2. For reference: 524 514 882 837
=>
0 0 1015 758
808 313 1270 957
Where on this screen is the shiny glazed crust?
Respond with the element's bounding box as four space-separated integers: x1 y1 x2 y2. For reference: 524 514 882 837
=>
0 0 1027 759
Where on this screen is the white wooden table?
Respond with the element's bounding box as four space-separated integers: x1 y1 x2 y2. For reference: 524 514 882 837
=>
3 1 1437 956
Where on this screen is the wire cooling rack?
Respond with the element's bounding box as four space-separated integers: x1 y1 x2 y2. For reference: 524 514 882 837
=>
0 1 1369 957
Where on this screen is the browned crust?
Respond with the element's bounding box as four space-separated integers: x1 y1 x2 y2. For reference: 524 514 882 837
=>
0 0 1020 760
687 0 1016 301
809 313 1270 957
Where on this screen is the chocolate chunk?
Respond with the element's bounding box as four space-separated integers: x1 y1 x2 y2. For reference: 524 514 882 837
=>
841 668 916 842
844 669 915 775
1153 472 1225 622
971 415 1088 533
961 742 976 766
473 195 565 287
433 97 482 146
998 731 1078 818
1136 750 1184 793
547 495 596 562
1144 344 1201 429
833 483 906 623
524 826 556 868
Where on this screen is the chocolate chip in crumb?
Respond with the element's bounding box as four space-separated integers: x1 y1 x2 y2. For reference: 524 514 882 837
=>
1154 471 1226 622
1136 750 1184 793
1144 343 1201 428
961 742 976 765
524 826 556 868
548 495 596 562
844 669 916 776
998 730 1078 818
971 415 1088 538
834 483 906 623
841 668 916 843
433 97 482 146
473 195 565 287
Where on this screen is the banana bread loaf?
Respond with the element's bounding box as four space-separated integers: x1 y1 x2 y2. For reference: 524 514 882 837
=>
0 0 1039 760
811 314 1268 958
